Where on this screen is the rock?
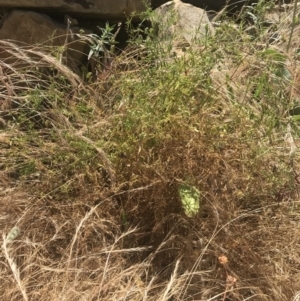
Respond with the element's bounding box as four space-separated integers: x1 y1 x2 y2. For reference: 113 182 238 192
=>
180 0 255 12
0 10 91 71
64 14 79 26
152 0 214 54
152 0 283 13
0 0 149 19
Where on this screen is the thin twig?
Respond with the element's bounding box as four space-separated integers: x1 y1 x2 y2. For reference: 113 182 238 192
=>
287 0 298 52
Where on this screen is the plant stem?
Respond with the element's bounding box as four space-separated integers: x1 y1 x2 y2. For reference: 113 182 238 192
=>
287 0 298 52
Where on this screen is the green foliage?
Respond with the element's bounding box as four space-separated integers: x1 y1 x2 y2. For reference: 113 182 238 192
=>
86 7 298 239
179 184 201 217
5 226 21 243
87 23 116 60
2 4 300 300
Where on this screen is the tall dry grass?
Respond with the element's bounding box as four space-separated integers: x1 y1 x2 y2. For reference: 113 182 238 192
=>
1 2 300 301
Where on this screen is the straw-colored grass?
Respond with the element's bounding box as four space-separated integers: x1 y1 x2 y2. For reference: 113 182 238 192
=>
1 2 300 300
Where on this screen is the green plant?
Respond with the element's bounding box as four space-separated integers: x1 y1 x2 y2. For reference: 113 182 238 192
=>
77 22 121 80
2 3 300 301
179 184 201 217
87 23 117 60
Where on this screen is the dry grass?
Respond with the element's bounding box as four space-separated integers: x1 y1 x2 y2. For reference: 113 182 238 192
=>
2 2 300 301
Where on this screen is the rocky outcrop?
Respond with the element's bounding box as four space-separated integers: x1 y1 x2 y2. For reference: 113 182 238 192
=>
153 0 214 55
0 0 153 73
0 1 214 72
152 0 284 13
180 0 253 12
0 10 90 71
0 0 274 77
0 0 149 19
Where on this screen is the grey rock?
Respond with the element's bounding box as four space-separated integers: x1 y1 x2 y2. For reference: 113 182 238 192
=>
0 0 149 19
148 0 215 68
0 10 91 70
153 0 214 51
152 0 288 13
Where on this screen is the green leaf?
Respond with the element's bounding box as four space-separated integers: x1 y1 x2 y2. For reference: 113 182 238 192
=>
6 226 21 243
179 184 201 217
261 48 286 63
292 114 300 121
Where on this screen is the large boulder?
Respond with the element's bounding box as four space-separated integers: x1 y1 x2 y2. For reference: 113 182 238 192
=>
152 0 214 57
0 0 149 19
181 0 253 11
152 0 272 12
0 10 90 70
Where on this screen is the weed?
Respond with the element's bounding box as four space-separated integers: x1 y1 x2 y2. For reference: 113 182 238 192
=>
1 2 300 301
